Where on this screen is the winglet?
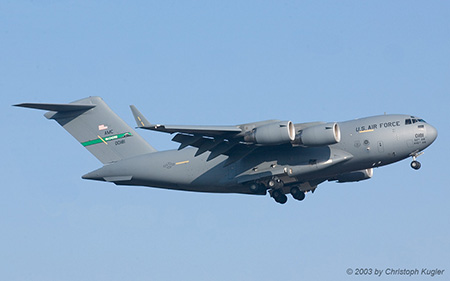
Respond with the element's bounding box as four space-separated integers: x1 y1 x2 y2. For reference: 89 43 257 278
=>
130 105 152 128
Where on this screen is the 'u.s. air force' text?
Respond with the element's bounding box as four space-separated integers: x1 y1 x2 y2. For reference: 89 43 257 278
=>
356 120 401 133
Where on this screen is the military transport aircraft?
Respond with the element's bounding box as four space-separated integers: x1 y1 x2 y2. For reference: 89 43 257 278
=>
15 97 437 204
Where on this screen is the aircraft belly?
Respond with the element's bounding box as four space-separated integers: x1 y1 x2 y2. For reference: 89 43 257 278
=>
85 146 352 194
91 148 239 193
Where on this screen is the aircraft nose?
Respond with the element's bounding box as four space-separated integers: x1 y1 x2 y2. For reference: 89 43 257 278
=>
427 123 438 144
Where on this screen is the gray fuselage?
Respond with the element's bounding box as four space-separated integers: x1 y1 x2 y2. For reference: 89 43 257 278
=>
83 114 437 195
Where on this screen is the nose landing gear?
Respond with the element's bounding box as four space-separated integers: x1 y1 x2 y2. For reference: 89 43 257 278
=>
410 151 424 170
411 160 421 170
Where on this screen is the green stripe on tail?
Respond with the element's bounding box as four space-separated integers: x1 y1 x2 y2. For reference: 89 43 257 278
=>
82 132 133 147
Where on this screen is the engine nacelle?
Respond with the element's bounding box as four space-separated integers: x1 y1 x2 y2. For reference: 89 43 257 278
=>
294 122 341 146
244 121 295 145
334 168 373 183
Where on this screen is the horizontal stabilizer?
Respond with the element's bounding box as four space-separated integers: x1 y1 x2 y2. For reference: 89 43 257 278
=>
15 97 156 164
14 103 95 112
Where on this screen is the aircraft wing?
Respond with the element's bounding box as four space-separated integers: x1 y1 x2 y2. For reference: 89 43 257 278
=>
130 105 258 164
130 105 242 136
129 105 340 165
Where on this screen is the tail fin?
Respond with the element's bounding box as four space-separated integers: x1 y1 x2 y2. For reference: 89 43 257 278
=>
15 96 157 164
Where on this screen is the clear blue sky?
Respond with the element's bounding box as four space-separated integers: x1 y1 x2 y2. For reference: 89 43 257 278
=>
1 1 449 280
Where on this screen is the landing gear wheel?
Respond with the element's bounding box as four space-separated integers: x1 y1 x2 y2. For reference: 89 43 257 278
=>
271 189 287 204
275 194 288 204
410 151 424 170
290 186 305 201
411 160 421 170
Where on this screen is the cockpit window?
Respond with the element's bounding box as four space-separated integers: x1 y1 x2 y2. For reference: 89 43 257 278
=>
405 118 426 125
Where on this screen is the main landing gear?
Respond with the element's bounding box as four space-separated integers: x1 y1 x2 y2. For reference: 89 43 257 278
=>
410 151 424 170
248 176 308 204
270 185 306 204
267 176 287 204
271 188 288 204
265 177 308 204
290 186 305 201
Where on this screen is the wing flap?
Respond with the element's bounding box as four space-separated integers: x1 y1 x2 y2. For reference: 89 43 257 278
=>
171 133 254 162
194 139 222 156
207 141 237 161
172 134 203 150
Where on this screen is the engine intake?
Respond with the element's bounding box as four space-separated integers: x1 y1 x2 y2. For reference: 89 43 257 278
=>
244 121 295 145
294 122 341 146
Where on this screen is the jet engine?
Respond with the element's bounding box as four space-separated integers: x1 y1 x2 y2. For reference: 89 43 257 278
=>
333 168 373 183
294 122 341 146
244 121 295 145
